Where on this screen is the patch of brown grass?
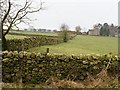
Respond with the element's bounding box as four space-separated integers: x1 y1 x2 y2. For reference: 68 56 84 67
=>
44 76 84 88
2 70 119 88
84 69 119 88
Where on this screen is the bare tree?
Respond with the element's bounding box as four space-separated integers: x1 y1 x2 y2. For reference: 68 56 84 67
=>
75 25 81 35
59 24 69 42
0 0 44 50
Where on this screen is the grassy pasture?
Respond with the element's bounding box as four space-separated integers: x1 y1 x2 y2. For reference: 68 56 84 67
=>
5 35 28 40
6 31 57 39
27 35 118 55
10 30 58 36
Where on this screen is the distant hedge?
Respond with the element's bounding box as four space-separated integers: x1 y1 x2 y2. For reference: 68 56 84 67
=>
2 51 119 84
6 36 63 51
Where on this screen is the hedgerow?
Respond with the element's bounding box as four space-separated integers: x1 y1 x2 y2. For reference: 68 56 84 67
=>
6 36 63 51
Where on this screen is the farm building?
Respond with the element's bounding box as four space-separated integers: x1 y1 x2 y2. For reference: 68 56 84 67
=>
115 26 120 37
88 28 100 36
88 24 101 36
88 24 119 37
88 29 94 35
81 32 87 35
109 26 118 37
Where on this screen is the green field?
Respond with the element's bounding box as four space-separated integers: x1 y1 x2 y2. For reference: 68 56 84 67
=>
27 35 118 55
10 30 57 36
6 31 57 39
5 35 28 40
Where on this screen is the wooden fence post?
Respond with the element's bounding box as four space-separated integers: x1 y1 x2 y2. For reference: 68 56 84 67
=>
46 48 49 54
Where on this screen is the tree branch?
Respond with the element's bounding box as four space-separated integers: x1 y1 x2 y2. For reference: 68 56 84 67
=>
3 0 29 36
27 1 44 13
3 0 44 36
1 0 11 36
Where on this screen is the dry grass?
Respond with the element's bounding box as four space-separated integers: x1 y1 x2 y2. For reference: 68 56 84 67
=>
43 76 84 88
2 70 119 89
83 70 109 88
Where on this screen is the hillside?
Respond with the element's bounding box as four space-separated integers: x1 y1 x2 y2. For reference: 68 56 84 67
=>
27 35 118 55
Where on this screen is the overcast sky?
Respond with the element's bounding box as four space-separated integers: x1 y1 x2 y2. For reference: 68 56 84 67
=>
20 0 119 31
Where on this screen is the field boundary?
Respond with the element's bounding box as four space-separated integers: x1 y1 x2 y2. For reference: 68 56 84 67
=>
6 36 63 51
2 51 119 84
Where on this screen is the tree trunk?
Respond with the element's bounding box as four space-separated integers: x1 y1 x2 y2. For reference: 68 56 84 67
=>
2 36 7 51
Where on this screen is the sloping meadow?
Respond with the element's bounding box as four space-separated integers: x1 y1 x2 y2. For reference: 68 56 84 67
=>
2 51 119 84
6 31 77 51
